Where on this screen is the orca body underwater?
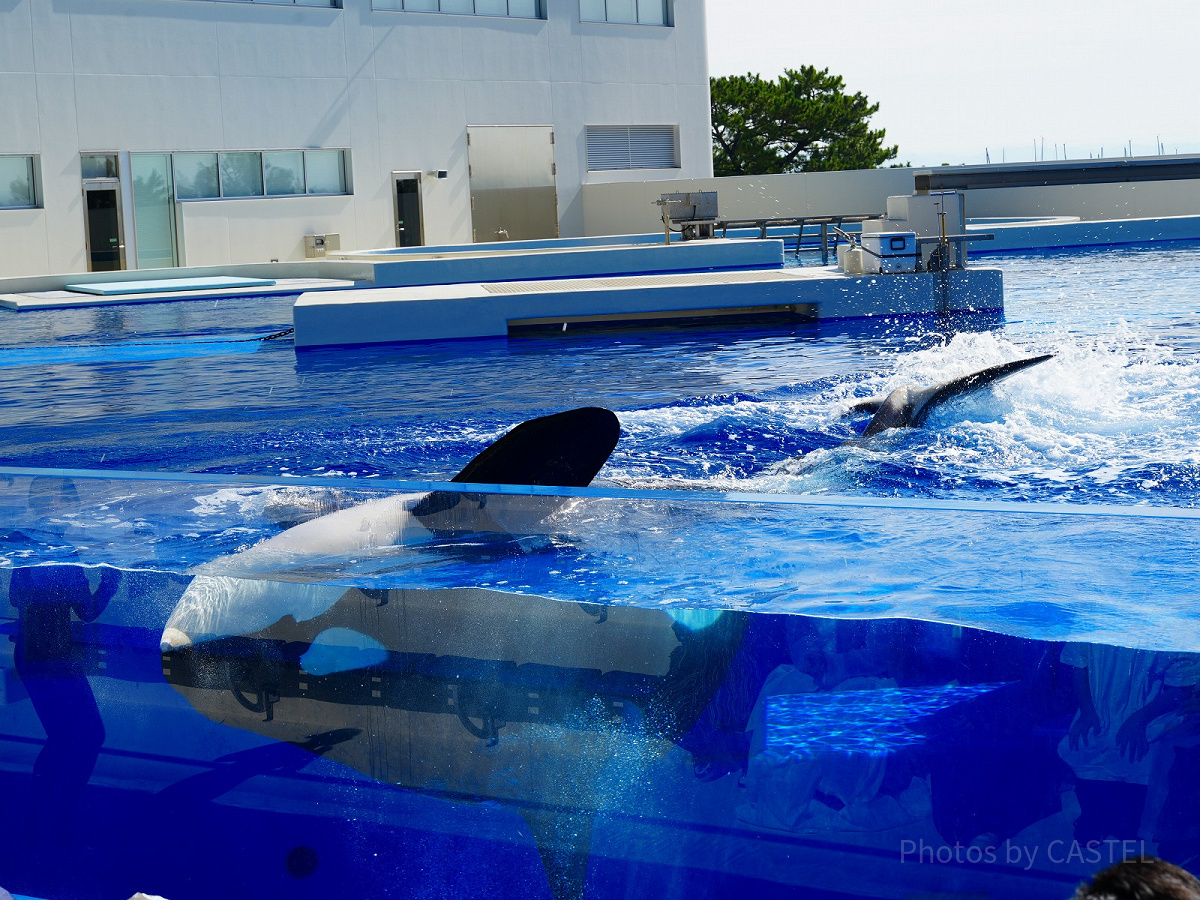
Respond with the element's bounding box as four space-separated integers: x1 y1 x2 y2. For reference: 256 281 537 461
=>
849 354 1054 439
160 407 620 651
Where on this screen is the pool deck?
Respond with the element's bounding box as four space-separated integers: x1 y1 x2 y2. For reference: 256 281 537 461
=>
968 212 1200 254
292 265 1004 347
0 276 356 311
0 234 1004 347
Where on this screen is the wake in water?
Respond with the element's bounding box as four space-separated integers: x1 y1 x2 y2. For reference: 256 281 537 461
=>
607 327 1200 507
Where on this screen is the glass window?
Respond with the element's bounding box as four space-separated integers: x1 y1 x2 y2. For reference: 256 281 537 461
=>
264 150 305 196
218 151 264 198
579 0 605 20
304 150 346 194
605 0 636 23
376 0 543 16
131 153 178 269
174 152 220 200
581 0 669 24
0 156 37 208
196 1 343 6
81 154 119 179
168 149 349 200
636 0 665 24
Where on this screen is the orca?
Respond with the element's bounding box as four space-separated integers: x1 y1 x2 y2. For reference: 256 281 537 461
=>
160 407 620 651
161 583 752 900
849 353 1054 438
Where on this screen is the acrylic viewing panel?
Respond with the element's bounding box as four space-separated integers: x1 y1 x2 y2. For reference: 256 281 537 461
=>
3 469 1200 900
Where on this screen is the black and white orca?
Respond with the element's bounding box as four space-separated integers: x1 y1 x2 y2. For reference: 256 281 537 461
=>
160 407 620 651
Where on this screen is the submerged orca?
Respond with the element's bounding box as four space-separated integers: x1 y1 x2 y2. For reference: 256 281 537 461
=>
849 354 1054 438
160 407 621 651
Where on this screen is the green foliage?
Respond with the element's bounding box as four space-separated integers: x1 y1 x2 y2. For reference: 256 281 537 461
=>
711 66 899 176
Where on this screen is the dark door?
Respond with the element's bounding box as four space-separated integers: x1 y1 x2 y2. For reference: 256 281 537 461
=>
394 174 424 248
83 181 126 272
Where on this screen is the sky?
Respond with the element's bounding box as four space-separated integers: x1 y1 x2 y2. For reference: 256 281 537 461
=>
704 0 1200 166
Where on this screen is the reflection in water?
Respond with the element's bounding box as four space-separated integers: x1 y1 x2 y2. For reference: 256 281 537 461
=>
11 564 119 836
3 567 1200 898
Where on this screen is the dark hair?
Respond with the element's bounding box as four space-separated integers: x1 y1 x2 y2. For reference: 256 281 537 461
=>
1073 856 1200 900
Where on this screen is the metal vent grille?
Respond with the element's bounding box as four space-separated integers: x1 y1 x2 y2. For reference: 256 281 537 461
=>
586 125 679 171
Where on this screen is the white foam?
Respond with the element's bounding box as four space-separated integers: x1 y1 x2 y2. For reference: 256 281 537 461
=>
610 326 1200 505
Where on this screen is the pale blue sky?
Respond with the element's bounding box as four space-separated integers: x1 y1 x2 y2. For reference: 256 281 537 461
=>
704 0 1200 165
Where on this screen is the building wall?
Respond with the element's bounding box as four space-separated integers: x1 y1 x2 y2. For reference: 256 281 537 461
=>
581 166 1200 237
0 0 712 277
581 168 917 236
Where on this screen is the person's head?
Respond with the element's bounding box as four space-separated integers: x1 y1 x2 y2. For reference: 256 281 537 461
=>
1072 856 1200 900
27 476 79 515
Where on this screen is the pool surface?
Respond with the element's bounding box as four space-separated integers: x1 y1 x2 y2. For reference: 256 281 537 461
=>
2 243 1200 898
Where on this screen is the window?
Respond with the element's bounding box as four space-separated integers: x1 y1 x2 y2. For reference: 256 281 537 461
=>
264 151 305 196
303 150 347 195
0 155 38 209
131 154 178 269
81 154 119 179
372 0 543 18
219 152 265 198
174 152 220 200
586 126 679 171
192 1 342 7
581 0 670 25
167 149 350 199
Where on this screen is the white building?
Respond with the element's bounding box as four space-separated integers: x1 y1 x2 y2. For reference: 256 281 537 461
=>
0 0 712 277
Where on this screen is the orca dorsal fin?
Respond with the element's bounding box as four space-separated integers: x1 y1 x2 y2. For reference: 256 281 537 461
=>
451 407 620 488
410 408 621 522
910 354 1053 427
862 353 1053 437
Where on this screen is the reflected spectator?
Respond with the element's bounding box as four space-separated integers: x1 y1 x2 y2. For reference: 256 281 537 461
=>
1059 644 1199 844
9 477 121 847
12 564 120 832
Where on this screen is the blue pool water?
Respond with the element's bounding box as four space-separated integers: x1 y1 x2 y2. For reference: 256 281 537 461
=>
3 244 1200 507
2 243 1200 899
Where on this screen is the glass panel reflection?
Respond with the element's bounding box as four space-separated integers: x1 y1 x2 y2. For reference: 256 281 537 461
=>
303 149 345 195
264 150 305 196
2 470 1200 898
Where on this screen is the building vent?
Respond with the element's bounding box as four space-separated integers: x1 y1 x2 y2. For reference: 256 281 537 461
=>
586 125 679 171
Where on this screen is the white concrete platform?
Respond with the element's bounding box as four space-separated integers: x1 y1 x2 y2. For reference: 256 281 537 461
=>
293 266 1003 348
63 275 276 295
969 213 1200 254
362 238 786 289
0 277 354 311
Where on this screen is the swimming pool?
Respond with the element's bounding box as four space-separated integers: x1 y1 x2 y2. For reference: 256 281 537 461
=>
2 243 1199 899
3 244 1199 507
